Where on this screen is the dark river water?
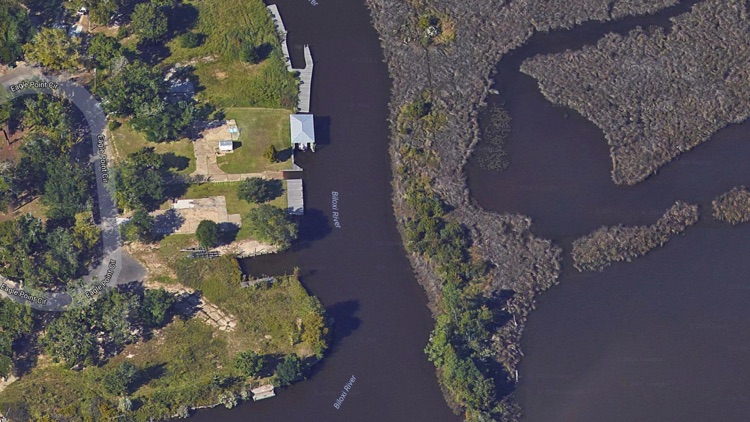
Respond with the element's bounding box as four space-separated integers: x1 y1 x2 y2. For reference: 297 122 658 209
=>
193 1 458 421
468 2 750 421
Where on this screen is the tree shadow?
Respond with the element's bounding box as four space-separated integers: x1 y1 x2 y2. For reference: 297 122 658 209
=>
276 147 293 162
313 116 330 146
161 152 190 172
132 362 167 391
169 4 199 36
290 208 332 251
327 300 361 349
164 182 189 201
256 43 274 61
153 209 185 238
138 42 171 66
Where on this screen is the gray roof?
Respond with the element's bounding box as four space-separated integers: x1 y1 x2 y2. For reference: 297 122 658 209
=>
290 114 315 144
218 140 233 148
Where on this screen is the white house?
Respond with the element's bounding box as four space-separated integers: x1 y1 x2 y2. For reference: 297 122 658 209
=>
290 114 315 151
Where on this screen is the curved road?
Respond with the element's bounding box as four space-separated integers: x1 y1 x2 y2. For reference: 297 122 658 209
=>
0 67 129 311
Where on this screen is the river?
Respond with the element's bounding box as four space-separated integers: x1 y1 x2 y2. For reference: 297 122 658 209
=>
192 1 458 421
468 2 750 421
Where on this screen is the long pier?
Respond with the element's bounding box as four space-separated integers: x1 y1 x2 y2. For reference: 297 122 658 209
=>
267 5 313 113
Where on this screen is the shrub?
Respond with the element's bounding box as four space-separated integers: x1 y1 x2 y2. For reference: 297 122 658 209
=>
263 144 279 163
237 177 277 203
179 32 202 48
195 220 219 249
234 350 264 377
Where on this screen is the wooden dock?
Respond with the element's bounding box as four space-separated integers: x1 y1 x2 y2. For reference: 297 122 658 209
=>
267 5 314 113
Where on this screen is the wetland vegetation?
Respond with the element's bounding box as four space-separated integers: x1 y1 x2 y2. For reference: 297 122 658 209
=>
572 201 699 272
712 186 750 225
520 0 750 185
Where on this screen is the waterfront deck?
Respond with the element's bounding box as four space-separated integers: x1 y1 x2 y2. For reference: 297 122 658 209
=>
267 5 314 113
286 179 304 215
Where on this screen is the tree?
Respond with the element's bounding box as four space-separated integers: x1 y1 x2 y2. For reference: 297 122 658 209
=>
23 0 62 24
102 361 138 396
129 99 193 143
234 350 263 377
85 0 118 26
263 144 279 163
22 95 74 151
245 204 298 249
42 157 91 223
100 60 164 116
112 147 168 211
0 0 31 65
12 136 58 196
23 28 82 71
131 2 168 43
121 208 155 242
140 288 174 328
237 177 275 204
72 210 101 256
274 354 304 387
88 33 121 69
195 219 219 249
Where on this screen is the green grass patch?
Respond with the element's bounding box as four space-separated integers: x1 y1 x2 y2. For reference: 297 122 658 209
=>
161 181 287 241
216 108 293 174
163 0 298 108
110 124 196 176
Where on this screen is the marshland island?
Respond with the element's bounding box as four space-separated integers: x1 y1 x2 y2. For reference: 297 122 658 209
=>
366 0 750 420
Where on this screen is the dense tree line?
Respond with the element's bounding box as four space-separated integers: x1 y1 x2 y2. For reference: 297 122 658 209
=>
712 186 750 225
0 299 33 377
111 147 173 211
43 287 176 367
572 201 699 272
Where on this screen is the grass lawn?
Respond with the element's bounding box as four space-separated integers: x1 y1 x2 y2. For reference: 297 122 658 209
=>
163 0 298 108
216 108 293 174
110 124 196 176
160 181 287 241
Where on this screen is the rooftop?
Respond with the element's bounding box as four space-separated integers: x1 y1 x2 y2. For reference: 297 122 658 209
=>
290 114 315 145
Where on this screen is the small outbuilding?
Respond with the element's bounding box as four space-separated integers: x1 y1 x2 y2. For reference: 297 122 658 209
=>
290 114 315 151
218 140 234 152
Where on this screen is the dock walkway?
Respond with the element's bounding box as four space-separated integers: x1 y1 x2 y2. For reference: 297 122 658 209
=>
267 5 313 113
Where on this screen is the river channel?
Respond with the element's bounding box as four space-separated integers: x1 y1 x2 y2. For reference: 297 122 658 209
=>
468 2 750 421
193 1 458 421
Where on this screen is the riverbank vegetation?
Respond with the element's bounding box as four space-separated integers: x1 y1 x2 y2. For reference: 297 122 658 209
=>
366 0 683 419
572 201 699 272
712 186 750 225
521 0 750 185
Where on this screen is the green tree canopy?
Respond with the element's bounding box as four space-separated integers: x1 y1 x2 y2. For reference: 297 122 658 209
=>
0 0 31 65
112 147 168 211
234 350 263 378
237 177 279 204
23 28 82 71
102 361 138 396
130 99 193 143
131 2 169 43
88 33 121 69
140 288 175 328
121 208 155 243
245 204 298 249
195 219 219 249
41 157 92 223
274 353 304 387
100 60 164 116
22 95 74 151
